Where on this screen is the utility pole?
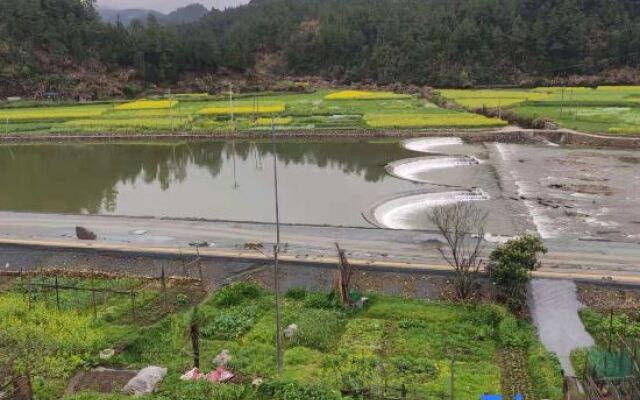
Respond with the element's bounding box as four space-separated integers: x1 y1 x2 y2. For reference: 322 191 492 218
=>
169 88 173 132
229 83 234 128
450 355 455 400
232 140 238 189
271 117 283 373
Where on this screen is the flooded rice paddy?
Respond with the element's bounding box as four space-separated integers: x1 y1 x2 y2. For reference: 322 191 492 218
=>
0 138 638 241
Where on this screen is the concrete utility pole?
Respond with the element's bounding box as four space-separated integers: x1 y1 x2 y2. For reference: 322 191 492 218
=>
168 88 173 132
229 83 234 126
271 117 283 373
450 355 455 400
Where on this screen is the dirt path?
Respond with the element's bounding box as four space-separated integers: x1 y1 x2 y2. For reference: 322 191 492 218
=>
528 279 594 376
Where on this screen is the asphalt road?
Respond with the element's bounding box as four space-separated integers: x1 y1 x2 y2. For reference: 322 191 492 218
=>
0 211 638 284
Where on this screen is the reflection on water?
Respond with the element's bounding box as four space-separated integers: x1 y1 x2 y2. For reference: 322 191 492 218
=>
0 140 417 226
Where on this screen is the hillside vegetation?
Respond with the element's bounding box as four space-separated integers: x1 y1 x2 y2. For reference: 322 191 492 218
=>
1 0 640 97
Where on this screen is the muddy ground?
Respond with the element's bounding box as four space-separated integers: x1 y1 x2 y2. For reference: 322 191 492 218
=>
577 283 640 313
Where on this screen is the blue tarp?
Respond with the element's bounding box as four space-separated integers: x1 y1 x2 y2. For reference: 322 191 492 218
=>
480 396 502 400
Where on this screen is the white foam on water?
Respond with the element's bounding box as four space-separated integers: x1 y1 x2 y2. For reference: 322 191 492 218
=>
372 189 490 230
495 143 557 239
402 137 464 154
388 156 480 183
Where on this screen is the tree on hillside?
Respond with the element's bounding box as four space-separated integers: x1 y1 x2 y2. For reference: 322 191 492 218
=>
429 203 487 301
488 234 547 313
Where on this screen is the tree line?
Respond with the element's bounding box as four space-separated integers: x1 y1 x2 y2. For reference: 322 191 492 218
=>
2 0 640 91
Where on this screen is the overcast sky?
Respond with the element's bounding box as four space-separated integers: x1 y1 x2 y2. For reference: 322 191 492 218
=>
96 0 249 13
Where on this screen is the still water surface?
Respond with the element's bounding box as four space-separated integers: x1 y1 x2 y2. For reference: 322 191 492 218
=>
0 140 424 227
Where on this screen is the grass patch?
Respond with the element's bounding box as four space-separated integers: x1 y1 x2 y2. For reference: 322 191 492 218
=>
364 113 506 128
437 86 640 135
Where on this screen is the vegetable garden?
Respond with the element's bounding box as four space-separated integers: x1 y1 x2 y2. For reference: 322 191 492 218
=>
0 275 563 400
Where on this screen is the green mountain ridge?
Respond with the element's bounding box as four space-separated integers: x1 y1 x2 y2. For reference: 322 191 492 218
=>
1 0 640 98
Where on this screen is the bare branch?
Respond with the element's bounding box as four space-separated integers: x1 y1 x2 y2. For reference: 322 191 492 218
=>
428 202 488 301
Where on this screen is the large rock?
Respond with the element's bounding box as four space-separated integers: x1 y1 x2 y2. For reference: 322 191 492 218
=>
76 226 97 241
122 366 167 396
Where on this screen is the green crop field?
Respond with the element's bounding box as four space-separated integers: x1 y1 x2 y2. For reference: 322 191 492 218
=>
436 86 640 135
0 90 505 135
0 280 562 400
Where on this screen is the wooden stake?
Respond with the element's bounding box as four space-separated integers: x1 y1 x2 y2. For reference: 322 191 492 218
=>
55 275 60 311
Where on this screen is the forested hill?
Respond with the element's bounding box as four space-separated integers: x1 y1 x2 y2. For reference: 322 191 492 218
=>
2 0 640 97
98 4 209 26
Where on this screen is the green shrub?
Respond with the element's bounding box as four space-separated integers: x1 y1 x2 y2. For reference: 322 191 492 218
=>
570 348 589 378
488 235 547 313
285 287 308 300
227 342 276 376
287 309 345 351
579 308 640 343
303 292 340 310
155 380 254 400
468 303 508 328
201 305 260 340
397 319 428 329
175 293 189 306
211 282 263 307
256 380 342 400
392 356 438 377
122 83 143 99
529 343 564 400
497 316 534 348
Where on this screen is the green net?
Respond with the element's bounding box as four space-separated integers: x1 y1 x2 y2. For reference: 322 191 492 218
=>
589 350 633 379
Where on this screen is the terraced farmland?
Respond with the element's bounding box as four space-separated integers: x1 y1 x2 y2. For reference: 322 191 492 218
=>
436 86 640 135
0 90 505 135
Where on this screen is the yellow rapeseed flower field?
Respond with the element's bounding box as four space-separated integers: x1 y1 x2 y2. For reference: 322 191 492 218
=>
253 117 293 126
115 100 178 111
438 89 548 109
608 126 640 134
325 90 411 100
199 102 285 115
65 117 189 130
364 113 507 128
0 105 109 121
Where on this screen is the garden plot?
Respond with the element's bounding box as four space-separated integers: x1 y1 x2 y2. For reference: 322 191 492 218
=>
0 273 205 400
0 89 509 134
0 279 563 399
